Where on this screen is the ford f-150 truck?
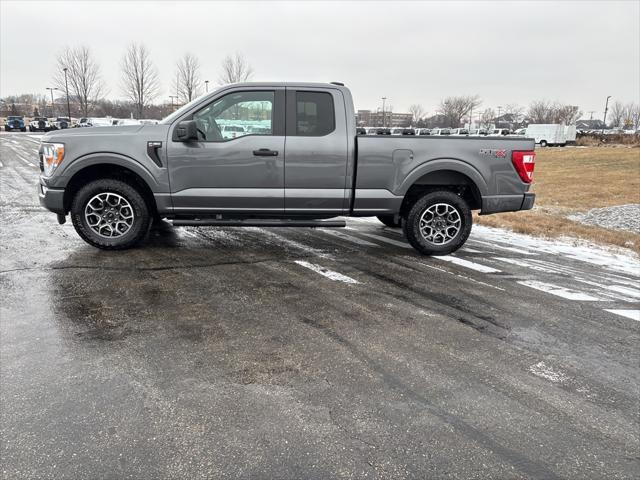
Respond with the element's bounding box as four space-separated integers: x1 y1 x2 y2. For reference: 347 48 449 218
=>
38 82 535 255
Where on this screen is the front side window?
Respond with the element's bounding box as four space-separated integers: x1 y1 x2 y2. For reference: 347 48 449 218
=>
295 91 335 136
193 90 274 141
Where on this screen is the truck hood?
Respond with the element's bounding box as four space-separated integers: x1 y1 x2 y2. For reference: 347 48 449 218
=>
42 124 170 144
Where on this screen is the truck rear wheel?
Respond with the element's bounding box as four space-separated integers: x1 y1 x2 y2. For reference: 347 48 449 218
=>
377 215 402 228
70 178 151 250
403 190 472 256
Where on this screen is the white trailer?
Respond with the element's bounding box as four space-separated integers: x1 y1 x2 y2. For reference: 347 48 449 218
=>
525 124 567 147
564 124 577 144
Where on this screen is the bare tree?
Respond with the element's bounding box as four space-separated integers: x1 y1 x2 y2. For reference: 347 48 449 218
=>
503 103 525 127
121 43 160 119
480 109 495 130
527 100 554 123
621 102 638 129
218 53 253 85
439 95 481 127
408 104 424 124
629 103 640 130
53 46 104 117
553 105 582 124
174 53 201 104
608 101 625 128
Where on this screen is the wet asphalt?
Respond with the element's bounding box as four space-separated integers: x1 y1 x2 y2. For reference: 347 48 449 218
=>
1 132 639 479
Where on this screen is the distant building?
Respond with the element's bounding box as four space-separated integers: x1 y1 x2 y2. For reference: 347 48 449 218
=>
357 109 413 127
576 119 606 130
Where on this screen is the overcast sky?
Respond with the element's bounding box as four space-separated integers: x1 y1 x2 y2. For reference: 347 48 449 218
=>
1 0 638 117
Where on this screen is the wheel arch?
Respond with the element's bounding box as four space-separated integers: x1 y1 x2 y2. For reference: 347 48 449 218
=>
62 159 158 215
398 161 486 216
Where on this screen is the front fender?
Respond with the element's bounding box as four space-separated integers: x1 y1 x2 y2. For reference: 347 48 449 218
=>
49 152 163 191
396 158 489 197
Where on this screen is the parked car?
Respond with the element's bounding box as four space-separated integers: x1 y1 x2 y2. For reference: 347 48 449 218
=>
375 128 391 135
401 128 416 135
469 128 488 136
76 117 113 128
220 125 246 139
29 117 51 132
430 128 451 136
356 127 367 135
4 116 26 132
51 117 71 130
489 128 511 136
114 119 142 126
38 82 535 255
391 128 404 135
415 128 431 135
450 128 469 136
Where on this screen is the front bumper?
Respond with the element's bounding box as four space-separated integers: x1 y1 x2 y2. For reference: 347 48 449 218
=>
38 181 66 215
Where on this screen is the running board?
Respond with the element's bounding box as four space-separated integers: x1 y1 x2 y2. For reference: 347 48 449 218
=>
170 219 346 228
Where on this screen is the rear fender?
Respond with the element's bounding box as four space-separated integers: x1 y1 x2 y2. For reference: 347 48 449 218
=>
397 159 488 197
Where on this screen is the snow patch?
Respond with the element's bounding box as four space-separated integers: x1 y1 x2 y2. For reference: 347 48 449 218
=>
517 280 602 301
294 260 360 284
529 361 568 383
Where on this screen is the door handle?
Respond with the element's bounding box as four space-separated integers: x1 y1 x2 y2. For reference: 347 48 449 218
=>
253 149 279 156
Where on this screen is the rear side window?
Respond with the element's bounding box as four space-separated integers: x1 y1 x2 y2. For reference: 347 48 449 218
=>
295 91 335 136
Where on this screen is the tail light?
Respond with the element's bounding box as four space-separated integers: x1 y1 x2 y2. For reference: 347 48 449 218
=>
511 150 535 183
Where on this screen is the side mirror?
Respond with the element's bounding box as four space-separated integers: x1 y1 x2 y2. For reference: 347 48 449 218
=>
174 120 198 142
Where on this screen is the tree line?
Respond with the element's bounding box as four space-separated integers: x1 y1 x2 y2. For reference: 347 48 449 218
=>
1 45 254 120
405 97 639 130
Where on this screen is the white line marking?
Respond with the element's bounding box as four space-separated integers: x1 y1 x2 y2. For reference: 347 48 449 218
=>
470 239 537 255
0 160 3 167
529 361 568 383
605 285 640 299
345 229 412 248
321 229 379 247
419 262 506 291
517 280 602 301
460 247 483 253
437 256 501 273
492 257 547 271
294 260 360 284
604 309 640 321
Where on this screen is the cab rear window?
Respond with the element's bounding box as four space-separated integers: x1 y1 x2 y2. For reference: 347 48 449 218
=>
295 91 335 136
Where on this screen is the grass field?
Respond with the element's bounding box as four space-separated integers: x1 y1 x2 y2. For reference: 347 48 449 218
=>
475 146 640 254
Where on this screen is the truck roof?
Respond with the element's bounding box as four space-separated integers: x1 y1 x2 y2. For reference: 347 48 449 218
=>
217 81 348 89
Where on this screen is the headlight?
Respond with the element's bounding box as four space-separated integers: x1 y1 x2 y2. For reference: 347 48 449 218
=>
41 143 65 176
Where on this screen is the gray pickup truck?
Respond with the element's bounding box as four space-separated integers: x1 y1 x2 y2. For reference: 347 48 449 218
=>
38 82 535 255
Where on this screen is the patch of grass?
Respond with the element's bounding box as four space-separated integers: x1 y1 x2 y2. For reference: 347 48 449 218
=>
475 147 640 253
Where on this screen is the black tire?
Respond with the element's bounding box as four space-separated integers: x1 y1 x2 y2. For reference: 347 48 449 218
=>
20 127 26 132
29 126 34 132
4 127 11 132
377 215 402 228
402 190 472 256
71 178 151 250
539 140 547 147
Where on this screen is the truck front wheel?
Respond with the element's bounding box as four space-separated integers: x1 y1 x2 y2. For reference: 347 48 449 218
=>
403 191 472 256
70 178 151 249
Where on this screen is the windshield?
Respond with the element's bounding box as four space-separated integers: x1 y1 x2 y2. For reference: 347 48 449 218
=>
161 93 210 124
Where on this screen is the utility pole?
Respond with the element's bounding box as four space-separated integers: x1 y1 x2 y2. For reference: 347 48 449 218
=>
588 110 595 120
63 67 71 120
496 106 502 127
469 105 473 130
169 95 178 111
602 95 611 133
46 87 57 117
205 80 209 93
381 97 387 128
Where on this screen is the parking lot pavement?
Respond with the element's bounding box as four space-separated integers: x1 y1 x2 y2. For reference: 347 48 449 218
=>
1 132 639 479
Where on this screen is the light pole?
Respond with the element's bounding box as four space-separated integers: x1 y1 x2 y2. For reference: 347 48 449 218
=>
63 67 71 120
205 80 209 93
602 95 611 133
169 95 178 111
381 97 387 128
46 87 58 117
496 106 502 127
